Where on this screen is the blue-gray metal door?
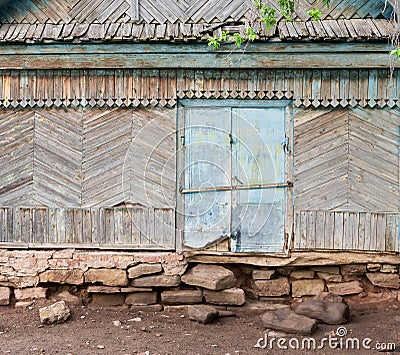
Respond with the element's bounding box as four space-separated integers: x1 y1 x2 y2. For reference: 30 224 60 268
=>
179 100 293 253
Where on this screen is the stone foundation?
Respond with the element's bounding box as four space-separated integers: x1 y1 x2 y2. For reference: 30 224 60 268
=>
0 249 399 308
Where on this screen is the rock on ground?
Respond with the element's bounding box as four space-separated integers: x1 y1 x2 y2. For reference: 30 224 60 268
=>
261 307 318 335
181 265 236 291
39 300 71 325
187 305 219 324
293 299 349 325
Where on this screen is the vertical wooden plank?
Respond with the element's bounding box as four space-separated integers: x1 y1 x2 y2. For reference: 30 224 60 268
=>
306 210 316 249
140 208 149 245
105 208 115 245
343 211 351 250
358 212 366 251
82 208 92 244
363 212 371 252
385 214 396 252
369 213 377 251
13 207 22 243
333 211 344 250
114 208 124 244
299 211 307 249
148 208 155 246
324 211 334 249
20 212 31 244
94 208 103 244
376 213 386 252
350 212 359 250
33 208 48 244
122 208 132 244
315 210 325 249
164 208 174 247
294 210 301 249
73 209 83 243
65 209 74 243
153 208 164 248
56 208 67 244
131 208 141 245
6 208 12 243
48 208 56 243
0 208 8 242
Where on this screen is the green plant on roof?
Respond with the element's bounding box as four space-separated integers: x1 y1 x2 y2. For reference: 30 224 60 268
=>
207 0 330 50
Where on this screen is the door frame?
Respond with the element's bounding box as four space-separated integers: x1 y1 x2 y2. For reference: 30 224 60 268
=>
176 99 294 255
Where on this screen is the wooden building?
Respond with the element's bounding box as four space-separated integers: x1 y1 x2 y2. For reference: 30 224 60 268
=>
0 0 399 305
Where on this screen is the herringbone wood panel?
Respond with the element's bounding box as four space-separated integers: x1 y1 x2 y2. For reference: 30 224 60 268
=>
0 110 35 206
34 109 82 207
294 107 400 212
82 108 132 207
0 0 392 24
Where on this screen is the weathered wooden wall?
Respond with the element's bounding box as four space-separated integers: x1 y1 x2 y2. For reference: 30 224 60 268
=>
0 107 176 208
294 106 400 252
0 69 398 109
294 210 399 252
294 107 400 212
0 207 175 248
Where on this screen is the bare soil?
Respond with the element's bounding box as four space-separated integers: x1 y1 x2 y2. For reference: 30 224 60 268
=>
0 300 399 355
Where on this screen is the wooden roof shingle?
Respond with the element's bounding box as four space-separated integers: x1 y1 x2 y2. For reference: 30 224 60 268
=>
0 19 394 43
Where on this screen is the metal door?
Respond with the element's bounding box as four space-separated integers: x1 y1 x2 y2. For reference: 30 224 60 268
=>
179 100 293 253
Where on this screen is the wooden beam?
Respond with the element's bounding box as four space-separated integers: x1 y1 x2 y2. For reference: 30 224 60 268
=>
0 43 395 69
185 250 400 267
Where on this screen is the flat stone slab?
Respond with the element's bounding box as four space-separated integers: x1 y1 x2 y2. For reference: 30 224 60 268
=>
39 300 71 325
84 268 128 287
292 279 325 297
327 281 363 295
294 299 349 325
161 290 203 305
14 287 47 301
130 274 181 288
188 305 219 324
252 269 275 280
127 263 163 279
91 293 126 306
290 270 315 279
181 265 236 291
39 269 84 285
125 292 158 305
203 288 245 306
366 273 400 289
317 272 343 283
261 307 318 335
254 278 290 297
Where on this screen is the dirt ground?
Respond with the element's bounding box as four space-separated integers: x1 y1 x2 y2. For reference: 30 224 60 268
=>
0 300 399 355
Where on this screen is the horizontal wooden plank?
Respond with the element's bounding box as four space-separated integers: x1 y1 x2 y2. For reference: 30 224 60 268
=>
0 52 395 69
0 42 393 55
